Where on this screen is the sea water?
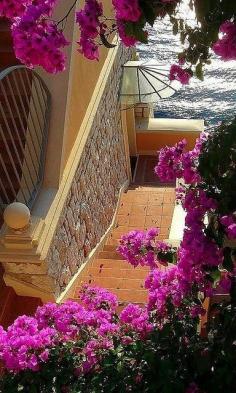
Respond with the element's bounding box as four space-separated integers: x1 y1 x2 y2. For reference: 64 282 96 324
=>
137 7 236 129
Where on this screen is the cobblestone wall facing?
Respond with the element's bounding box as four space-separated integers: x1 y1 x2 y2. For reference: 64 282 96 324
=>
46 46 131 296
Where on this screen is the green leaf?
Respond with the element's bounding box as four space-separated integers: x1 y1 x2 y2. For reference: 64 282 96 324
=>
100 33 116 48
140 0 156 26
195 62 204 81
172 20 179 35
124 22 148 43
222 247 234 272
210 269 221 285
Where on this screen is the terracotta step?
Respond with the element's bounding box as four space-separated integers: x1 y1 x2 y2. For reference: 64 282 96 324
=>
86 266 148 280
109 289 147 303
69 183 176 307
74 288 147 304
92 259 149 271
106 237 120 246
106 232 128 241
98 250 125 260
79 275 145 290
103 244 118 252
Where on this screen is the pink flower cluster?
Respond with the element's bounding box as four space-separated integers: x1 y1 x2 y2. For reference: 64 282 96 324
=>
120 304 153 338
11 0 69 73
112 0 141 47
218 273 232 293
145 265 189 316
119 132 231 320
117 20 139 47
220 214 236 239
174 187 223 299
0 316 55 372
112 0 141 23
155 134 207 184
0 0 31 19
81 337 114 374
213 21 236 61
169 64 192 84
0 284 154 374
155 139 187 182
76 0 103 60
79 283 118 311
117 228 174 268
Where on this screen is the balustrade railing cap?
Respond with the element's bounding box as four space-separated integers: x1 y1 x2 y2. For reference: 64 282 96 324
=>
3 202 30 230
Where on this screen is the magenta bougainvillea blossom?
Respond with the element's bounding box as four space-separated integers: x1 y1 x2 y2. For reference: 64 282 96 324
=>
1 128 236 390
213 21 236 61
0 316 55 372
76 0 103 60
112 0 141 22
117 227 175 268
0 286 128 373
0 0 31 19
117 19 139 47
117 131 234 324
0 285 155 374
11 1 69 73
169 64 192 84
220 214 236 240
1 0 236 77
120 304 153 337
154 138 201 184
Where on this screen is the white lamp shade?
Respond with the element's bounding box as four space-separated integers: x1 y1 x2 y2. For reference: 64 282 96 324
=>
120 60 179 105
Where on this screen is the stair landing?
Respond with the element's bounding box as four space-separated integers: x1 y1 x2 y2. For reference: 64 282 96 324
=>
73 185 176 305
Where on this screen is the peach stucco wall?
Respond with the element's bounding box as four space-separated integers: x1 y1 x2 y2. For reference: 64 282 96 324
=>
39 0 114 188
136 131 199 153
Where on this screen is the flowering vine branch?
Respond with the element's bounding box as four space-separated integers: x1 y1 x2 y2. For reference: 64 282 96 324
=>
56 0 78 28
0 1 235 79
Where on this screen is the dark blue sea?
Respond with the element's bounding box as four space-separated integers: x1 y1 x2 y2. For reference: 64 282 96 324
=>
137 9 236 129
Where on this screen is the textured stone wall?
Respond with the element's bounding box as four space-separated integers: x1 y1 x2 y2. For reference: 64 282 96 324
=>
47 45 131 296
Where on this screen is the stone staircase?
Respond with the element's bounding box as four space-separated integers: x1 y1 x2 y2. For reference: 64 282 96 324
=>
75 245 149 305
72 185 176 306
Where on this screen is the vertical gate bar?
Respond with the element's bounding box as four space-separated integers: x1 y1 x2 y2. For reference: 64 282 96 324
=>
6 75 37 187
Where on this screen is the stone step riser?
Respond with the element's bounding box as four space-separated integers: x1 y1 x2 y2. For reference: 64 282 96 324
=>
80 276 146 290
91 259 150 271
98 251 125 260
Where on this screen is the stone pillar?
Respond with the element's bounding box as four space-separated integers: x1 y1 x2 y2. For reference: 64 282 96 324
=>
0 217 55 302
134 103 154 119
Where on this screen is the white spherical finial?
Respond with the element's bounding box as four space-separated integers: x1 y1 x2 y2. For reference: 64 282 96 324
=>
3 202 30 230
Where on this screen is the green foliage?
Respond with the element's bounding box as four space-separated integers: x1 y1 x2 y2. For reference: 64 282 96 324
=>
198 118 236 214
131 0 236 80
2 302 234 393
